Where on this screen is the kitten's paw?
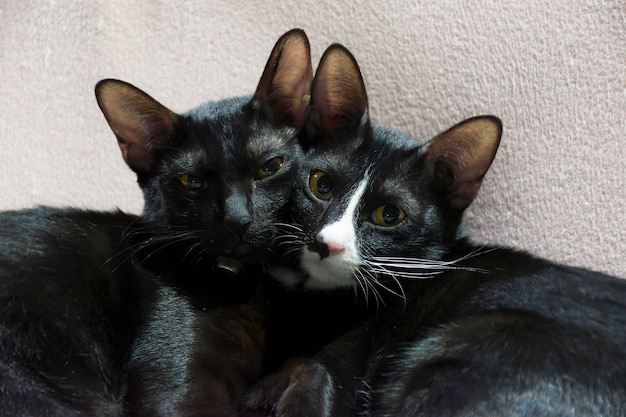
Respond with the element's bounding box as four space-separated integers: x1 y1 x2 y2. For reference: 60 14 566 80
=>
242 359 335 417
241 366 292 413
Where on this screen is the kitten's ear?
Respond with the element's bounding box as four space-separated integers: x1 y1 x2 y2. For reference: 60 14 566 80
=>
427 115 502 211
95 79 177 175
306 44 368 137
251 28 313 128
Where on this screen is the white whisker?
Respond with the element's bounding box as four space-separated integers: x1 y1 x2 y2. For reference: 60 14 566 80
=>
363 261 406 303
368 268 440 279
352 269 370 305
369 247 493 277
356 267 383 309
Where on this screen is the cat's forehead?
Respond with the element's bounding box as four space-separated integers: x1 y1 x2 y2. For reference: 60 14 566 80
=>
369 124 425 167
155 95 301 182
370 124 422 149
246 123 297 156
183 95 296 155
304 124 424 186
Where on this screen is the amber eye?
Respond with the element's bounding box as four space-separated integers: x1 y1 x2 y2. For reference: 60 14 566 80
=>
256 156 284 179
309 170 332 200
179 174 208 191
372 205 406 226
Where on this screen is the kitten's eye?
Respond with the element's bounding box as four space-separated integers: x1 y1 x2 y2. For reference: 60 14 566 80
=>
179 174 208 191
309 170 332 200
256 156 284 179
372 205 406 227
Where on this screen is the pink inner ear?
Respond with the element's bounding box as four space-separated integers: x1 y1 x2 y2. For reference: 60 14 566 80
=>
252 29 313 127
428 116 501 211
116 141 151 174
445 178 484 211
308 44 368 135
96 79 177 175
271 39 313 126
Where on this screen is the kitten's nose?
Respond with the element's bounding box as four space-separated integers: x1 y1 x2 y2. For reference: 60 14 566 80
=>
313 235 344 260
223 189 251 240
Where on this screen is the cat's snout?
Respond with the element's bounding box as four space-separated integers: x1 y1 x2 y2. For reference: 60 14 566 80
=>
221 218 256 261
223 219 251 240
310 235 345 260
233 243 254 257
306 235 327 260
223 188 252 239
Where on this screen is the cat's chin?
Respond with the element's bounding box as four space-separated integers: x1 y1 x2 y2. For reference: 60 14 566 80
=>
216 243 273 269
299 248 357 291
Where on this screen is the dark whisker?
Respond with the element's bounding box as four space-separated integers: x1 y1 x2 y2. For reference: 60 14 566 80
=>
106 228 212 271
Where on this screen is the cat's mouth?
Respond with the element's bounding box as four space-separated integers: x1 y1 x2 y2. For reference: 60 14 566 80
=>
224 243 255 257
300 248 358 290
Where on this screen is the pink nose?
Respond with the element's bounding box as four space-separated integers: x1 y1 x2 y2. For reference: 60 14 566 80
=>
325 240 345 255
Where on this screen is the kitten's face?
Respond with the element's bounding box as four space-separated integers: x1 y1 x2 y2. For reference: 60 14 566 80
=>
292 126 452 292
294 120 500 296
283 44 501 297
140 97 302 263
96 29 312 269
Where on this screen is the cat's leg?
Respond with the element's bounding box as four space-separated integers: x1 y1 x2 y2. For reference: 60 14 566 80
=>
181 301 267 417
242 358 335 417
126 279 266 417
242 324 369 417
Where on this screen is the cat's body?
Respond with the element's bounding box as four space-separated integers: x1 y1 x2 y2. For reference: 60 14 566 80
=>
362 244 626 417
0 207 138 417
0 29 313 417
244 44 626 417
110 89 303 417
107 30 313 415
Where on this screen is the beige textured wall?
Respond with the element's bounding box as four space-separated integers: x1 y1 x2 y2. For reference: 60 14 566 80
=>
1 1 624 276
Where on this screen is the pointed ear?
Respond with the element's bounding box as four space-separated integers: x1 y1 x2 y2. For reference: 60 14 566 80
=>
427 115 502 211
306 44 369 137
95 79 177 175
251 28 313 128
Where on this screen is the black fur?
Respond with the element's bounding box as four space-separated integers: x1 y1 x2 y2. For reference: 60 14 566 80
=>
363 246 626 417
0 207 137 417
243 44 626 417
0 29 313 417
96 28 313 417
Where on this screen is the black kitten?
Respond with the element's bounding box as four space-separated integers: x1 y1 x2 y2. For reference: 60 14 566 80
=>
245 44 626 417
96 29 313 417
0 29 312 417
